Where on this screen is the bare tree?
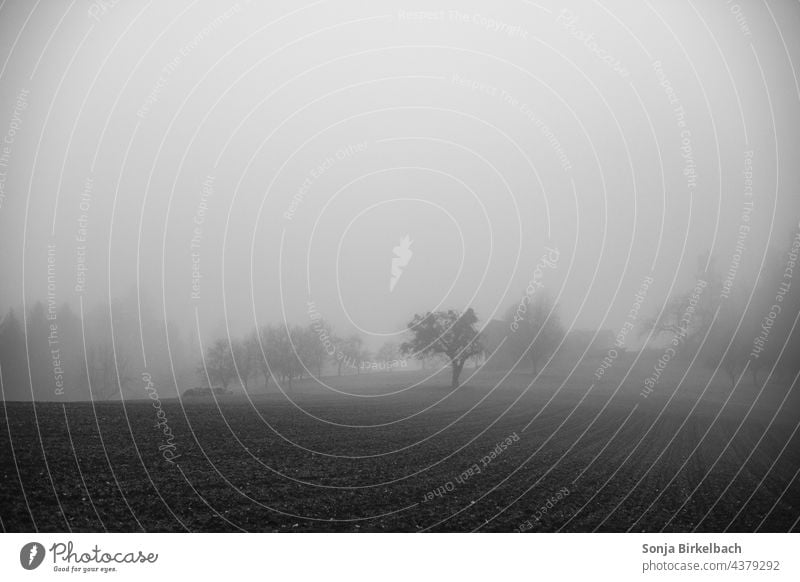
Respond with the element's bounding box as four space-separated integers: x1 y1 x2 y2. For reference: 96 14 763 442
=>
401 308 483 388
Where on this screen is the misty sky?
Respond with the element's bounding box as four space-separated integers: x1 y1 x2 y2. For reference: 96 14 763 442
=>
1 0 799 350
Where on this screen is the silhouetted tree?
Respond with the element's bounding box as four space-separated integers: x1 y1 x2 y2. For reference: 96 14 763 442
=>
401 308 483 388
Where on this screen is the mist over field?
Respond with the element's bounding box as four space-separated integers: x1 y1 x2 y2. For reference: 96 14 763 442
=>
0 0 799 534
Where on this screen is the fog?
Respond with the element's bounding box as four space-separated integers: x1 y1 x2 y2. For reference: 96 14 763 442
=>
1 0 799 400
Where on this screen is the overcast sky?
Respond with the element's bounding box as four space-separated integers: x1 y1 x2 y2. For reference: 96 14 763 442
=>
1 0 799 349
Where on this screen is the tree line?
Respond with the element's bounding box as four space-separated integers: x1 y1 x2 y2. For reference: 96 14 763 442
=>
3 229 796 401
196 323 405 393
0 297 187 401
0 302 409 400
642 232 800 388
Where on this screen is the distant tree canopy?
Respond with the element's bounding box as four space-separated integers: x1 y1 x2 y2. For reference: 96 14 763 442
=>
376 341 401 370
640 254 721 356
401 308 483 388
0 290 195 402
0 309 27 400
643 234 800 388
193 321 383 393
503 292 564 375
198 338 237 390
338 333 368 375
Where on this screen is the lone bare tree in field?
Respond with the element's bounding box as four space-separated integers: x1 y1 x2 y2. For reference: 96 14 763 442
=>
401 308 483 388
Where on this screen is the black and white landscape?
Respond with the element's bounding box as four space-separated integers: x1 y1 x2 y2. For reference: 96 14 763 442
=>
0 0 799 533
